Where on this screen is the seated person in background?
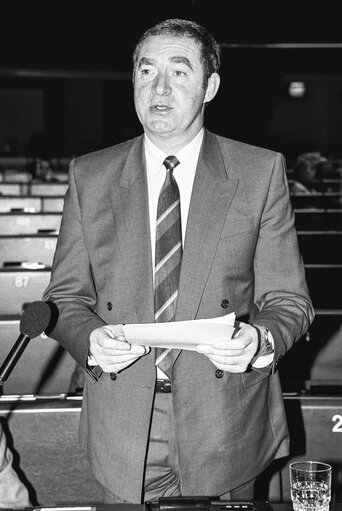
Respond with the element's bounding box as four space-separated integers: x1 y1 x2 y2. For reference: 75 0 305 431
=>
28 157 58 182
290 151 326 195
0 423 31 508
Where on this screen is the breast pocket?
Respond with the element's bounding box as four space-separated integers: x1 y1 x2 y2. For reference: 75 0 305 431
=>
220 217 255 239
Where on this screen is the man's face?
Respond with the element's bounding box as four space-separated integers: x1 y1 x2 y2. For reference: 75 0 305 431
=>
133 35 217 146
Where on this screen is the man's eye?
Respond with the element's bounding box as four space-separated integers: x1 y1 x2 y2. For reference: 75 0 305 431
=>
141 69 151 75
173 69 187 78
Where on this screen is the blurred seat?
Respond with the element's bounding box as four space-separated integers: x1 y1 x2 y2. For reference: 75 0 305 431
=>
0 156 69 184
0 196 42 213
311 320 342 381
29 182 68 196
279 312 342 387
0 196 65 213
0 183 27 195
2 170 31 183
41 196 64 213
314 178 342 193
304 265 341 309
0 157 28 174
297 231 342 263
0 266 51 314
291 192 342 209
0 318 76 395
0 213 61 235
280 199 342 392
294 209 342 230
0 234 57 267
319 159 342 179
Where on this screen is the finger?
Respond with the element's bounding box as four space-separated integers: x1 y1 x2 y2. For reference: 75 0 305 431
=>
99 338 131 351
101 352 148 373
100 343 148 356
212 339 245 350
205 353 241 365
196 344 243 356
100 352 142 364
113 324 127 341
129 344 150 355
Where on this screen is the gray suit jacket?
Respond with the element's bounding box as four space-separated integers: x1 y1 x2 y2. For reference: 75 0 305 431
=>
43 129 314 501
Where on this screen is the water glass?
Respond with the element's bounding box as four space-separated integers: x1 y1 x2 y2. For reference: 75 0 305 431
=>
289 461 332 511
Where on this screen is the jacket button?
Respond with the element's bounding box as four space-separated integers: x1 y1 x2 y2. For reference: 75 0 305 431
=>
110 372 117 381
107 302 113 311
221 299 230 309
215 369 224 378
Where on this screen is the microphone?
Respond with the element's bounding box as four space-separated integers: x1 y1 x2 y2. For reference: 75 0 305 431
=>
0 301 51 385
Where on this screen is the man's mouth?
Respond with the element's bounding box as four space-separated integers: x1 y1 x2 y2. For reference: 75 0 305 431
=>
151 105 171 112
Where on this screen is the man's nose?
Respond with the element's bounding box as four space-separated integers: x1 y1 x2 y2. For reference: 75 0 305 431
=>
152 73 171 95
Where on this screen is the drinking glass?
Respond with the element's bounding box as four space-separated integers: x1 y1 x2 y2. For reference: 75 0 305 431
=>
289 461 332 511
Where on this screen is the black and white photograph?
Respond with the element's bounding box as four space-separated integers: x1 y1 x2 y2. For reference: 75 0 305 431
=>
0 2 341 508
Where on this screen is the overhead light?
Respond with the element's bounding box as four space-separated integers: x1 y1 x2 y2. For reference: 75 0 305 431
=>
289 81 306 98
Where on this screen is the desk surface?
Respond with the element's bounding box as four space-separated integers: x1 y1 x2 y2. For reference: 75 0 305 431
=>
20 502 342 511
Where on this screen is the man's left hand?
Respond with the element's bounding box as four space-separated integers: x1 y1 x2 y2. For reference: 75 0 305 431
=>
195 323 259 373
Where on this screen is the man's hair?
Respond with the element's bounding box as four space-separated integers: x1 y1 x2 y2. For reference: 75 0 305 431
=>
132 18 221 88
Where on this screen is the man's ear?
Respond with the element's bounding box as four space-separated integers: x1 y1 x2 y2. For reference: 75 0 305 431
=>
203 73 221 104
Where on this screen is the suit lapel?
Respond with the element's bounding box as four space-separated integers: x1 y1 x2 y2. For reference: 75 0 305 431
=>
108 131 238 325
176 131 239 321
110 137 155 324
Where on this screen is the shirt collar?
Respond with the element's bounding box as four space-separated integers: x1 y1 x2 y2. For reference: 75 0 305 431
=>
144 129 204 178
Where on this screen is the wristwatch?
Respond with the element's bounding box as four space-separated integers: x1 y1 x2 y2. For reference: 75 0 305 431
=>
253 324 274 357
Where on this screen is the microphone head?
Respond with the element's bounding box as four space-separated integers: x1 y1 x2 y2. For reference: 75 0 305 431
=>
20 301 51 338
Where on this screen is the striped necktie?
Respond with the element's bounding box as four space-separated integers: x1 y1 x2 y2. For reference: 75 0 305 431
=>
154 155 182 377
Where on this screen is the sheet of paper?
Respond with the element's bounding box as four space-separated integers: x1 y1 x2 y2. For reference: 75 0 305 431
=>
122 313 236 350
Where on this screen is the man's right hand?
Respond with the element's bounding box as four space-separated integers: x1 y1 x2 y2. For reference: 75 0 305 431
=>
89 324 150 374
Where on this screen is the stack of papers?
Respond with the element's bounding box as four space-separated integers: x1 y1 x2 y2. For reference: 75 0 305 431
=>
122 313 236 350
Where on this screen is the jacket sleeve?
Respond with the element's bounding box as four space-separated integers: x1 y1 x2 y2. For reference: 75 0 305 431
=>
43 159 107 367
251 152 315 369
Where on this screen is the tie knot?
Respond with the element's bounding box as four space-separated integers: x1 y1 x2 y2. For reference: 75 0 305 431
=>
163 155 180 173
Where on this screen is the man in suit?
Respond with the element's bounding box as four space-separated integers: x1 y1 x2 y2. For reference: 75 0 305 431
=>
43 18 314 504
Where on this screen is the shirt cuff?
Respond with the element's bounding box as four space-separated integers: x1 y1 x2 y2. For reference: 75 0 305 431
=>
86 354 103 381
87 354 98 366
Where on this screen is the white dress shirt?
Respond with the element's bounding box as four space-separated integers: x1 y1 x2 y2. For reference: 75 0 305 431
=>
144 129 204 269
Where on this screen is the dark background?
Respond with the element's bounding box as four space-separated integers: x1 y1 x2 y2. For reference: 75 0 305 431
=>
2 1 342 72
1 0 342 163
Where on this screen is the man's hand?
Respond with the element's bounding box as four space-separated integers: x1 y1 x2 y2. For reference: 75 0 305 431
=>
89 324 150 374
195 323 259 373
